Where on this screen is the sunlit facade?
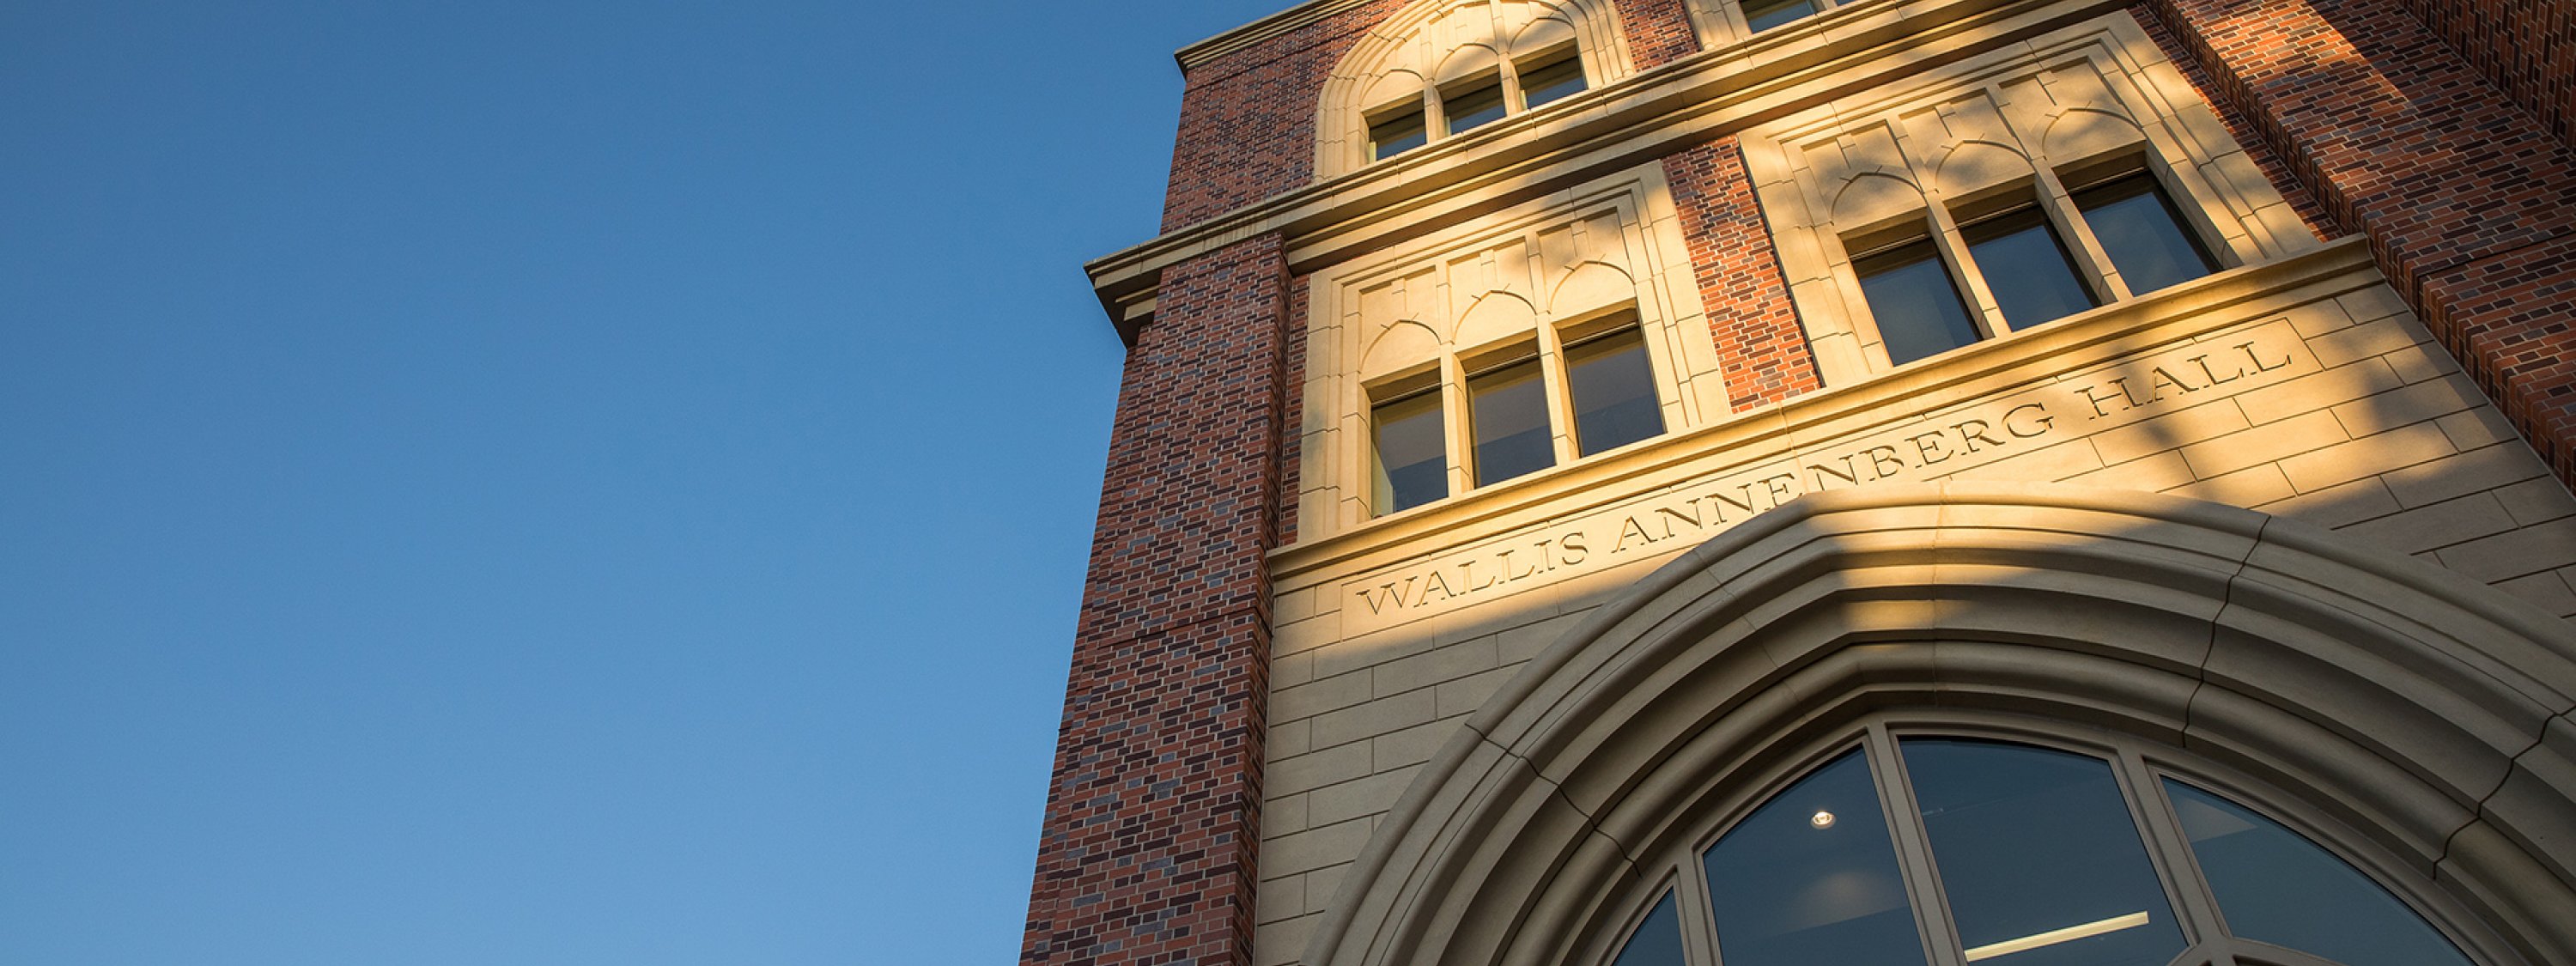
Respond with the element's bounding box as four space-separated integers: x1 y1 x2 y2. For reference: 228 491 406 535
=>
1024 1 2576 965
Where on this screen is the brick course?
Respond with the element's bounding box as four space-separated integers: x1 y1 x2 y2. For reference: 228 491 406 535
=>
1618 0 1704 70
2142 0 2576 483
1662 138 1825 410
2395 0 2576 149
1023 234 1297 966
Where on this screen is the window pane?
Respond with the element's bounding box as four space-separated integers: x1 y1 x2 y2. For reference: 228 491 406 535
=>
1612 891 1687 966
2072 173 2218 295
1470 358 1554 485
1370 109 1426 160
1959 207 2099 329
1743 0 1820 32
2164 781 2474 966
1373 391 1446 513
1518 55 1587 109
1565 329 1664 455
1446 81 1507 135
1855 238 1984 366
1704 750 1930 966
1899 740 2185 966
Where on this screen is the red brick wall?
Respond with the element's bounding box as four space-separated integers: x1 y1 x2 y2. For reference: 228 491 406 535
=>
2395 0 2576 149
1022 234 1296 966
1162 0 1412 232
1618 0 1704 70
1662 138 1826 409
2141 0 2576 482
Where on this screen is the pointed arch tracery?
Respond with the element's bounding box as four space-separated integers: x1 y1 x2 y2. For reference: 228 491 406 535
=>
1315 0 1636 177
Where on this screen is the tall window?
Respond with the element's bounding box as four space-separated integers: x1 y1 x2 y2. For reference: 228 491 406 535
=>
1371 388 1447 513
2069 171 2220 295
1368 316 1668 516
1842 167 2219 368
1604 731 2482 966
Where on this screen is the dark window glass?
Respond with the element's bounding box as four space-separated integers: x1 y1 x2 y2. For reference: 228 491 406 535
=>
1565 329 1663 455
1518 55 1587 109
1855 238 1984 366
1469 358 1554 485
1899 740 2185 966
1370 109 1427 160
1705 750 1930 966
1743 0 1820 32
1959 207 2098 329
1446 81 1508 135
1373 391 1446 513
2165 781 2473 966
1611 891 1688 966
2072 173 2219 295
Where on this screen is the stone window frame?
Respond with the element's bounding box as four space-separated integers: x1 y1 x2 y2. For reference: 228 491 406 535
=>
1576 713 2523 966
1736 13 2322 388
1301 166 1725 537
1682 0 1849 48
1315 0 1636 178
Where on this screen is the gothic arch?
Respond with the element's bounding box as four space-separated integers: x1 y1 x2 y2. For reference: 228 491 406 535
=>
1315 0 1637 178
1301 482 2576 966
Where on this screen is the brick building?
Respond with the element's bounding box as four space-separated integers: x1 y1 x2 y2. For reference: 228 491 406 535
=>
1026 1 2576 964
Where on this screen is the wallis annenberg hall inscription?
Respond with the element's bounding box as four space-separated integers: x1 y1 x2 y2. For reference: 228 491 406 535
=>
1345 325 2301 630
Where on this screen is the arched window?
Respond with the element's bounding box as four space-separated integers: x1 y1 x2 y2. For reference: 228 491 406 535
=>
1607 726 2488 966
1315 0 1636 177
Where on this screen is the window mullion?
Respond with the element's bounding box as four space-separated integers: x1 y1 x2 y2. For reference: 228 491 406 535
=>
1672 846 1726 966
1422 90 1448 145
1439 354 1473 496
2114 746 2237 945
2035 167 2135 302
1923 204 2009 339
1866 724 1971 966
1537 324 1580 466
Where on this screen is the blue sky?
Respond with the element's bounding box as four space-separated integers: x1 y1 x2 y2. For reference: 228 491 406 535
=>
0 2 1289 963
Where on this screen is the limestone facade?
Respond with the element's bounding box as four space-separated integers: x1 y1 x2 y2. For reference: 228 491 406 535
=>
1028 0 2576 964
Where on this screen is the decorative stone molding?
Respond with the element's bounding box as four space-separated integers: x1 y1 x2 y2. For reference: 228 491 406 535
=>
1314 0 1637 179
1301 480 2576 966
1300 163 1722 536
1737 12 2318 385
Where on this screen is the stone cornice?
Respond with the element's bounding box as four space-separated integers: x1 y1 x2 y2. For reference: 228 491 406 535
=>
1092 0 2126 343
1174 0 1383 72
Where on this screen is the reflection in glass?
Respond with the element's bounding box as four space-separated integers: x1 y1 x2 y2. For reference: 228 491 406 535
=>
1446 81 1508 135
2165 781 2474 966
1371 109 1427 160
1959 207 2099 329
1705 750 1929 966
1742 0 1820 32
1518 54 1587 109
1900 740 2184 966
1470 358 1554 485
1565 330 1664 455
1855 237 1984 365
2073 173 2218 295
1372 390 1446 513
1612 891 1688 966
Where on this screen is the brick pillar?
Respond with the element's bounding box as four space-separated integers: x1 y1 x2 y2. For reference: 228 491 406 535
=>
2139 0 2576 483
1619 0 1705 70
1663 138 1825 410
1023 234 1294 966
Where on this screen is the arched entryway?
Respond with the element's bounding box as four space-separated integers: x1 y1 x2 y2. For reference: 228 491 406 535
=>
1301 482 2576 966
